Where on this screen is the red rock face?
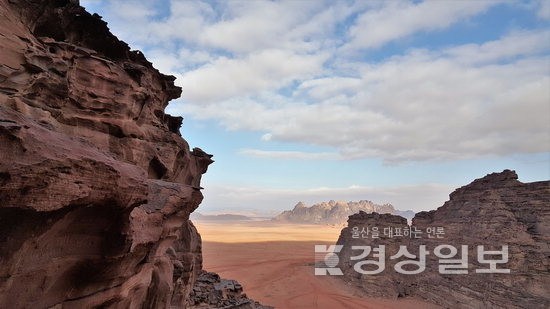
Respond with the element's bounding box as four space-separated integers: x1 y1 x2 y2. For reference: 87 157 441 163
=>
336 170 550 308
0 0 214 308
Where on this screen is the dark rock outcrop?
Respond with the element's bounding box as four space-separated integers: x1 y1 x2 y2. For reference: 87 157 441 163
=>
188 271 273 309
0 1 266 308
274 200 405 225
335 170 550 308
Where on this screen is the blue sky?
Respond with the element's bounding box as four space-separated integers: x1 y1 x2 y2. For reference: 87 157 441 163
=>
81 0 550 215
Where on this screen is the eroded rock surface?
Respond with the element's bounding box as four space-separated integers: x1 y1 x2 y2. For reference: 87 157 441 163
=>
335 170 550 308
0 0 224 308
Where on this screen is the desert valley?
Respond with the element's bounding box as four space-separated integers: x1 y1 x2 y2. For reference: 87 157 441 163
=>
196 220 441 309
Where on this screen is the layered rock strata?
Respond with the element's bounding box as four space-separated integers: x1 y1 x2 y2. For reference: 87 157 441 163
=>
0 1 264 308
335 170 550 308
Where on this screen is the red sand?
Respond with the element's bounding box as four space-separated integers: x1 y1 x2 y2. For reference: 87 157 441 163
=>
197 222 441 309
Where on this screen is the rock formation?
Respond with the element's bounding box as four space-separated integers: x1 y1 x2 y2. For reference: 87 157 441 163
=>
273 200 408 225
188 271 273 309
0 1 265 308
335 170 550 308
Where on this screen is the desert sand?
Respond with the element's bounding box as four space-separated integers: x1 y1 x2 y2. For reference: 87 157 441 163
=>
196 221 441 309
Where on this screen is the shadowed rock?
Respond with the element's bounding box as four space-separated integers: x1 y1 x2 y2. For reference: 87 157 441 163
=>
335 170 550 308
188 271 273 309
0 0 267 308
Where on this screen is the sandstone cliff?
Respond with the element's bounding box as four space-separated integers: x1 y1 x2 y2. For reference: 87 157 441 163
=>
274 200 404 225
335 170 550 308
0 1 263 308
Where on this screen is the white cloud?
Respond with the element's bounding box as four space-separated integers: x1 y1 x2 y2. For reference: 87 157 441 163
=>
197 0 322 53
109 1 156 20
344 0 498 50
172 29 550 163
199 183 457 214
295 77 363 100
179 49 328 103
445 29 550 64
538 0 550 19
239 149 340 160
147 48 215 75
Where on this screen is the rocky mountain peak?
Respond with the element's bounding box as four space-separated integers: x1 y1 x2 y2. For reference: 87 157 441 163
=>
293 201 307 209
274 200 406 225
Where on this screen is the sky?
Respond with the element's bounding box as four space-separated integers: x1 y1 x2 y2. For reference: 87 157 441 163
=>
81 0 550 215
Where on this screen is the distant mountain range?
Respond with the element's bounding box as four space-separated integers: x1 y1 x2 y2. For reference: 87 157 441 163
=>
273 200 415 225
191 212 252 222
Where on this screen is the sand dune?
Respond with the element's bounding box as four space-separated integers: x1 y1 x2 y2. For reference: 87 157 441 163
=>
196 221 441 309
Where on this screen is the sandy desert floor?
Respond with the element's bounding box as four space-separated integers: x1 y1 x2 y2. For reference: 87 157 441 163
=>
196 221 441 309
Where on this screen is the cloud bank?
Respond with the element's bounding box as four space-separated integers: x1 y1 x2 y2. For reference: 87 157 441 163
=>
83 0 550 164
